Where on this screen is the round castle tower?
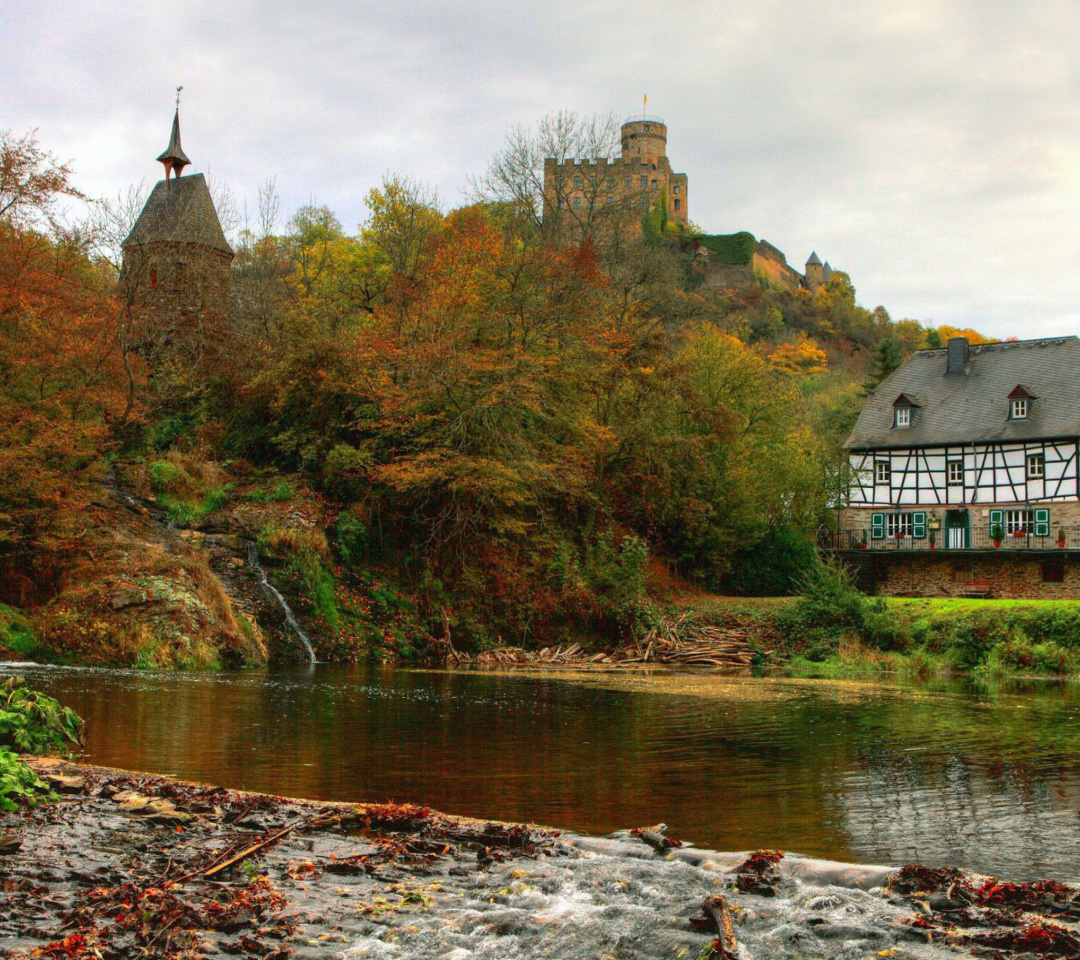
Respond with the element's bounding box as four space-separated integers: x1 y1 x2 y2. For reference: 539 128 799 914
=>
620 118 667 159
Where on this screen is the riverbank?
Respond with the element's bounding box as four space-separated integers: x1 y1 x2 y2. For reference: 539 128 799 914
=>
4 758 1080 959
681 593 1080 678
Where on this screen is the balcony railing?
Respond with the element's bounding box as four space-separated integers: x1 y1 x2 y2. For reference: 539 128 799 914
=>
821 526 1080 552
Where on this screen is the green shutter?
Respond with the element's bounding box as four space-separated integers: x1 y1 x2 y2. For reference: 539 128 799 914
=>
912 512 927 539
870 513 885 539
1035 508 1050 537
989 509 1004 538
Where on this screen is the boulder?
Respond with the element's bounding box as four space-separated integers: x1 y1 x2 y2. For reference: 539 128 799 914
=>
111 586 149 611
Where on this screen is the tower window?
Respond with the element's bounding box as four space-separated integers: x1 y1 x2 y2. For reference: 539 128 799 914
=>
640 175 647 188
673 185 680 195
674 199 680 211
574 175 582 189
1011 398 1029 419
651 179 657 189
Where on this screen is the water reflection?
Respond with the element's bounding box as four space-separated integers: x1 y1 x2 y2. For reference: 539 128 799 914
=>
9 663 1080 880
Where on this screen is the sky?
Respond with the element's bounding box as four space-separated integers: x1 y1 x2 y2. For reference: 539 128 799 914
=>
4 0 1079 339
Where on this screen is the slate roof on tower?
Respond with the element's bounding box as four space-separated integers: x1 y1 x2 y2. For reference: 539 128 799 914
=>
845 337 1080 449
123 174 232 254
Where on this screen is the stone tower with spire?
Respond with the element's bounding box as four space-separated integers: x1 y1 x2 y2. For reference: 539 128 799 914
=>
122 102 234 361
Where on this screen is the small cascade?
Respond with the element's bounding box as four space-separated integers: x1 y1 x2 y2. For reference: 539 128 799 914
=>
244 541 317 663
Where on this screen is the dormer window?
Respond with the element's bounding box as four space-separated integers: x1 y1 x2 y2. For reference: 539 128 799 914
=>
892 393 919 429
1008 385 1035 420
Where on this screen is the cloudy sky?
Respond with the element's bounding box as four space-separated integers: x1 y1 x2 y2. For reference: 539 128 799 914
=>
4 1 1078 338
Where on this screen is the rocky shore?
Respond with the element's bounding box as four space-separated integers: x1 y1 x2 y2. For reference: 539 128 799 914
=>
3 759 1079 959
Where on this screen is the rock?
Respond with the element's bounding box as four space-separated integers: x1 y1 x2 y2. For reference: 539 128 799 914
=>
44 774 86 794
117 796 152 812
111 586 148 611
0 833 22 855
147 809 194 824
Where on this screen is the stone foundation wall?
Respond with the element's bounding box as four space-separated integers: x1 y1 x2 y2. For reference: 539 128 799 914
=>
860 554 1080 599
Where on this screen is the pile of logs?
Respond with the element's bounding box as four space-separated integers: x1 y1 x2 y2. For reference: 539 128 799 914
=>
615 617 756 668
446 616 757 670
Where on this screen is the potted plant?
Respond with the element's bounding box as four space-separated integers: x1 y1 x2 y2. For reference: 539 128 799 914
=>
860 530 868 550
929 529 937 550
991 521 1004 547
1058 527 1067 548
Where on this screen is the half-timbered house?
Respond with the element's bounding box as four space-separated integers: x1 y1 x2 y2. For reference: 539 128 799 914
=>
827 336 1080 598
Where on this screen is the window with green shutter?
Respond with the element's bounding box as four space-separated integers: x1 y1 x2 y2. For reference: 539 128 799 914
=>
912 512 927 538
989 509 1004 540
1034 508 1050 537
870 513 885 539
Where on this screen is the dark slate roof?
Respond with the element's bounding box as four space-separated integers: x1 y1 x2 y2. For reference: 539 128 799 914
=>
156 109 191 168
122 173 232 254
806 251 822 266
846 337 1080 449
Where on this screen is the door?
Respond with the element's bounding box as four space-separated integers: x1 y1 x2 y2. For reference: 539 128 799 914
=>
945 510 969 549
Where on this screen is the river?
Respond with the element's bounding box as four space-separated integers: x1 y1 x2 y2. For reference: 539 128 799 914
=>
8 663 1080 882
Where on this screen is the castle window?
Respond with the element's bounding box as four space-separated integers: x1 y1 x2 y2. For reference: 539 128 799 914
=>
643 124 650 132
640 175 647 188
572 196 581 209
875 460 891 485
651 179 657 189
574 175 582 189
1011 398 1028 419
673 185 680 195
674 199 680 212
947 460 964 485
624 176 631 188
1027 453 1045 479
894 405 911 428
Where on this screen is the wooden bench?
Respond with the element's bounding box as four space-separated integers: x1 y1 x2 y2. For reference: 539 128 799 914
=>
963 579 993 598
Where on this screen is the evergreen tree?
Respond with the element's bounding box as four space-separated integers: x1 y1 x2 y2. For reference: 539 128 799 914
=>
862 337 903 393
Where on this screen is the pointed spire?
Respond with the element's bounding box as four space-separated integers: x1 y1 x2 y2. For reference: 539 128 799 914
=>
156 88 191 185
806 250 822 266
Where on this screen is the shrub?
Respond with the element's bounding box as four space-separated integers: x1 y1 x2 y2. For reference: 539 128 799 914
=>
0 677 84 753
792 556 873 631
332 512 368 569
0 603 38 657
0 749 54 811
726 525 817 596
149 460 184 494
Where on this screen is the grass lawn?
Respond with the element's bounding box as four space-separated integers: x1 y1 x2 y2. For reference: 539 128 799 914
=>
883 597 1080 616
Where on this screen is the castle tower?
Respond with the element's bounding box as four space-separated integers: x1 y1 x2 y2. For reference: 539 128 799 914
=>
805 251 824 292
122 104 233 361
620 118 667 160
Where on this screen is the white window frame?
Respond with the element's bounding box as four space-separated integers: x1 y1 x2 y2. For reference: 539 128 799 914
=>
947 460 964 485
1006 509 1033 535
887 513 912 538
673 185 680 195
875 460 891 485
574 174 582 189
1027 453 1045 479
1011 398 1028 419
894 406 911 428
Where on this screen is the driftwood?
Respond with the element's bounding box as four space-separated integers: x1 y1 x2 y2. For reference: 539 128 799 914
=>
448 616 759 670
690 894 739 959
630 823 682 851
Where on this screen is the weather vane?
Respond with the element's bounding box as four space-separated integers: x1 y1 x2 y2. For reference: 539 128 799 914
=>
176 85 183 109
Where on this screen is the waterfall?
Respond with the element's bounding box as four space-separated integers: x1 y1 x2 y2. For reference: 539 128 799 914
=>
244 541 317 663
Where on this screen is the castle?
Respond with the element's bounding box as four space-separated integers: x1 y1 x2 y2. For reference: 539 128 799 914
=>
543 113 836 294
543 117 688 230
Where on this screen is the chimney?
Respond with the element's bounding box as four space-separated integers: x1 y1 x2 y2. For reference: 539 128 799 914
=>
947 337 969 375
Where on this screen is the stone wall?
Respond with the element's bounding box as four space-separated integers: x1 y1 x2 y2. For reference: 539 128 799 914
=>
840 501 1080 535
864 553 1080 599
